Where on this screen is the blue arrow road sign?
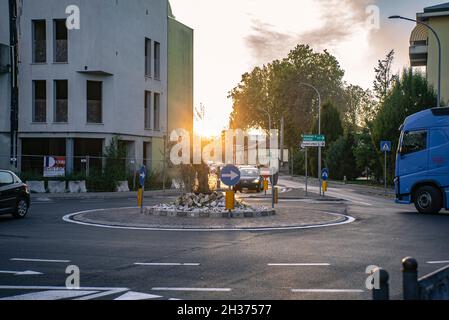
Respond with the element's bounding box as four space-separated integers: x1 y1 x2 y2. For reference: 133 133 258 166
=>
139 166 147 187
380 141 392 153
220 165 241 187
321 168 329 181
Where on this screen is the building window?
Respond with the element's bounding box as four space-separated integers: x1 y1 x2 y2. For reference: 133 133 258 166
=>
54 80 68 123
145 91 152 129
33 20 46 63
54 19 68 63
143 142 152 168
153 93 160 131
145 38 151 77
154 41 160 80
87 81 102 124
33 80 46 122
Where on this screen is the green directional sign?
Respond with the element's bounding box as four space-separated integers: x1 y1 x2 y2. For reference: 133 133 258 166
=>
302 135 325 142
301 135 326 148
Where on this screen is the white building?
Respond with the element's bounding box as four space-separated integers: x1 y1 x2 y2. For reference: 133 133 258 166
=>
0 0 193 175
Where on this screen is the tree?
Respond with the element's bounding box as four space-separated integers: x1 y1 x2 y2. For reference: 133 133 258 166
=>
229 45 346 149
308 102 343 177
373 50 398 103
326 132 359 181
342 84 377 132
371 68 437 183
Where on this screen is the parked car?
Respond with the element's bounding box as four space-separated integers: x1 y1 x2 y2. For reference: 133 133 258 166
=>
234 166 264 193
0 170 30 219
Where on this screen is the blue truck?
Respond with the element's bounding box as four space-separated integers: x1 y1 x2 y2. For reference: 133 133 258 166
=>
395 107 449 214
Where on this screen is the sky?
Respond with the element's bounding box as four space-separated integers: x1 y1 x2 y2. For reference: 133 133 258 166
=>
169 0 441 137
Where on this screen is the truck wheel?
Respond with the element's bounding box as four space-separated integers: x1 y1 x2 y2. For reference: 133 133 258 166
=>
414 186 442 214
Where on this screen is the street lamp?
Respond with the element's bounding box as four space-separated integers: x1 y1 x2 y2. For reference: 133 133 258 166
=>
299 83 323 196
389 15 442 108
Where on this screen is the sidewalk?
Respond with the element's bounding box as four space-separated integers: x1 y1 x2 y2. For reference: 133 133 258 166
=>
282 175 396 198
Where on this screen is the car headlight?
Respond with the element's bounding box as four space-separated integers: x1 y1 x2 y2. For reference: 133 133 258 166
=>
254 179 260 184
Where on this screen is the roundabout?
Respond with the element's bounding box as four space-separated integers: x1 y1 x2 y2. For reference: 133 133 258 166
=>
62 202 355 232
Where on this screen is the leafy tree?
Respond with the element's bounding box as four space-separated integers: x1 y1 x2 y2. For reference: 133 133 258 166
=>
229 45 346 148
373 50 398 103
371 68 437 183
326 132 359 180
342 84 377 132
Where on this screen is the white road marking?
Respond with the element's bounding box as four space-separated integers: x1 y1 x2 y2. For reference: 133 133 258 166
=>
152 287 231 292
0 290 98 300
11 258 71 263
63 208 355 232
135 263 200 266
291 289 364 293
73 289 128 300
268 263 331 267
0 285 129 291
114 291 162 300
0 270 43 276
427 261 449 265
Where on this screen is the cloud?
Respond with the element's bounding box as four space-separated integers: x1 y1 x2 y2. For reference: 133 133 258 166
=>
245 0 378 64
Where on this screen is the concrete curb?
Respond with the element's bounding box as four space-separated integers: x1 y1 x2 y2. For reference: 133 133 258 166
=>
63 207 355 232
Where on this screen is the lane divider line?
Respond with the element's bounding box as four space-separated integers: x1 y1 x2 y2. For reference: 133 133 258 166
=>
291 289 364 293
268 263 331 267
11 258 71 263
152 287 231 292
135 263 200 266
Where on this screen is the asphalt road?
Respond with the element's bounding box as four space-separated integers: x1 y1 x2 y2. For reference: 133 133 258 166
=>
1 178 449 300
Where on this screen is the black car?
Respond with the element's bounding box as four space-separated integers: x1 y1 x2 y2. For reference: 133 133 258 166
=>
0 170 30 219
234 167 264 193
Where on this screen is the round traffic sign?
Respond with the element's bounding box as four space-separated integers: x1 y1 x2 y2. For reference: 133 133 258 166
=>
220 165 241 187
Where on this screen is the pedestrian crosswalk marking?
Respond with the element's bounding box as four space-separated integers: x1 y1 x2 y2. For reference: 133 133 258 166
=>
114 291 162 300
0 290 98 300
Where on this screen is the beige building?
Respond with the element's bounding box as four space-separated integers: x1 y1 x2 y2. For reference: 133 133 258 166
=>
410 2 449 104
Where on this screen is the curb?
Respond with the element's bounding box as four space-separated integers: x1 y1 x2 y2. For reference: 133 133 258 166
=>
62 207 355 232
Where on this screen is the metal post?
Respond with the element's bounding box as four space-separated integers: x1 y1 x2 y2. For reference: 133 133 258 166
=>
372 268 390 300
305 147 308 196
290 148 294 176
280 115 285 166
86 156 90 178
384 151 387 196
402 257 419 300
162 135 167 192
299 83 322 196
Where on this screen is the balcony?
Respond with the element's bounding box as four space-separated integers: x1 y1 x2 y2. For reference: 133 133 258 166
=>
409 24 428 67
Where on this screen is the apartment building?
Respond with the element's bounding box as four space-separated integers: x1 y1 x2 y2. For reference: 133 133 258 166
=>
0 0 193 175
410 2 449 103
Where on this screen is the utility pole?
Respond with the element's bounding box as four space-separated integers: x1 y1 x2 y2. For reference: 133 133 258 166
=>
9 0 19 169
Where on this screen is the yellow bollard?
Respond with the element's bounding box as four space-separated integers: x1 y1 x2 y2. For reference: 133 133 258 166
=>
226 191 235 210
137 188 143 208
322 181 328 193
274 187 279 204
264 179 269 192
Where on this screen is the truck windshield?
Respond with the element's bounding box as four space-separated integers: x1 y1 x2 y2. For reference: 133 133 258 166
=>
400 130 427 156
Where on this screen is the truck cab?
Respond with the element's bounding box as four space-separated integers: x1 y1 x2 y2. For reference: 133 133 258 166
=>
395 107 449 214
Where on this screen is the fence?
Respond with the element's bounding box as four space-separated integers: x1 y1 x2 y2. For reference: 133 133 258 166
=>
372 257 449 300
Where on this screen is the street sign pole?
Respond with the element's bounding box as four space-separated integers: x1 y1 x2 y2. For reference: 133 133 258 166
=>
380 141 392 197
384 151 387 196
305 147 308 196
